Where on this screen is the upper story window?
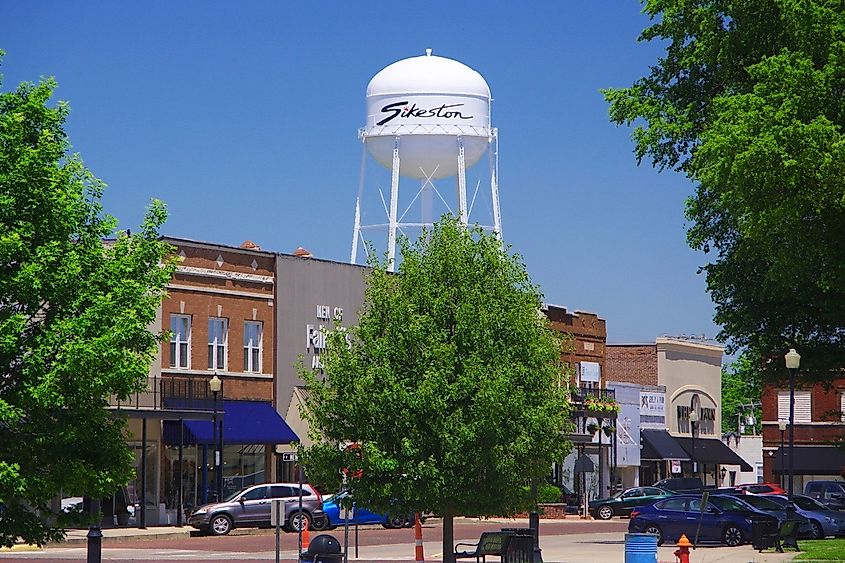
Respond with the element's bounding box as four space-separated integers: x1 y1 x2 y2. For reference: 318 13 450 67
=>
169 314 191 369
208 317 228 371
578 361 600 389
839 391 845 422
244 321 263 373
777 390 811 423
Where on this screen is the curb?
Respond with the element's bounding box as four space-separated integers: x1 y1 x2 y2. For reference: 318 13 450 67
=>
57 530 192 546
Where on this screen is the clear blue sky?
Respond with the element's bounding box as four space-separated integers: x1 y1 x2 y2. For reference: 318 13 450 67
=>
1 1 721 345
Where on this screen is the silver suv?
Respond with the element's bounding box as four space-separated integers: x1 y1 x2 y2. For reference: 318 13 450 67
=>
188 483 325 536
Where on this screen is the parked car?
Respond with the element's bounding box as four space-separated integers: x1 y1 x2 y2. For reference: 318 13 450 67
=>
628 494 778 546
804 481 845 511
188 483 325 536
313 491 412 530
652 477 704 493
588 486 674 520
712 492 812 536
735 483 786 495
768 494 845 539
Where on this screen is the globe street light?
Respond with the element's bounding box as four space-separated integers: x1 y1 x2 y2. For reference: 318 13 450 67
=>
784 348 801 504
778 419 788 490
209 374 222 502
689 409 699 481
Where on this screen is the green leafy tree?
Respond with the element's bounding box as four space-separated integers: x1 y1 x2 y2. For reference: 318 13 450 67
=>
721 352 762 434
604 1 845 380
301 217 571 563
0 54 175 546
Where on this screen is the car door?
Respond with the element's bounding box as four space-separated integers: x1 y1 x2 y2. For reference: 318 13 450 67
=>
619 488 645 514
234 486 270 525
687 498 724 542
271 485 300 524
653 497 688 540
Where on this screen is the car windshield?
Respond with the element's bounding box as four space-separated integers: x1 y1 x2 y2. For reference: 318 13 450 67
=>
794 496 829 511
709 496 752 512
740 495 783 510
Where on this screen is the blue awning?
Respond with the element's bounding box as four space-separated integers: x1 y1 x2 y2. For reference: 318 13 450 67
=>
163 400 298 445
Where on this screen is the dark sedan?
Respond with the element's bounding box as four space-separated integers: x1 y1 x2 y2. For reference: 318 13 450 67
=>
628 494 778 546
589 486 674 520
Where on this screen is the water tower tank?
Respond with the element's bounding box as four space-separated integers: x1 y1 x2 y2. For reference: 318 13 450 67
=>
363 51 492 179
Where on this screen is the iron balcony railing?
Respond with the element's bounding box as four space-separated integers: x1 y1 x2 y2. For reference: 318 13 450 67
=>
108 373 222 412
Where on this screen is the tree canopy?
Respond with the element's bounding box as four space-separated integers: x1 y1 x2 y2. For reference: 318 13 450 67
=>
0 54 175 546
721 352 763 434
301 217 570 563
604 1 845 380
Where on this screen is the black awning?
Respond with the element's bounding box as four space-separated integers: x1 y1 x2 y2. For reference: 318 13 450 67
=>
773 446 845 475
674 436 752 471
641 429 689 461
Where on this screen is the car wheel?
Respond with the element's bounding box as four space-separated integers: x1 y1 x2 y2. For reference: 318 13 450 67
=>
209 514 232 536
310 516 329 531
289 511 311 533
810 520 825 539
596 505 614 520
645 525 663 546
383 515 406 529
723 525 743 547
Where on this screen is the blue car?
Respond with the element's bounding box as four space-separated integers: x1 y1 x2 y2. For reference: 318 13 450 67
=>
313 492 411 530
628 494 778 546
767 494 845 539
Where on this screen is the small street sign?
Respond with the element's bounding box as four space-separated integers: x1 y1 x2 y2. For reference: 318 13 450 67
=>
282 452 298 462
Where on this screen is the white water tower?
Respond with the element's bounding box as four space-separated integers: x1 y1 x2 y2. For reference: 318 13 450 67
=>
350 49 501 270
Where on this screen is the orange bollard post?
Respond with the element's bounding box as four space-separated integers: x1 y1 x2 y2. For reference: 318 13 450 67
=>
673 533 692 563
301 519 310 551
414 512 425 563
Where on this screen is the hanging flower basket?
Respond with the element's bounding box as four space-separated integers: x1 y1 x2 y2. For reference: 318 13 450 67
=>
585 397 621 414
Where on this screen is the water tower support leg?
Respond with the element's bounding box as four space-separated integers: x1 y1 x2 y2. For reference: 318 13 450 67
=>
457 136 468 225
351 143 368 264
387 137 400 272
489 131 502 238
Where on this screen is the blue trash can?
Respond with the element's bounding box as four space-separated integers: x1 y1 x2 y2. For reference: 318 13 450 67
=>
624 533 658 563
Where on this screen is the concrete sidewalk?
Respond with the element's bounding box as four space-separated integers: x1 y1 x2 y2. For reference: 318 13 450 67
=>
27 530 797 562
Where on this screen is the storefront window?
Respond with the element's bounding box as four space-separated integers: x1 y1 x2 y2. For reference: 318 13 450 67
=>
222 444 266 498
127 441 159 510
163 445 198 512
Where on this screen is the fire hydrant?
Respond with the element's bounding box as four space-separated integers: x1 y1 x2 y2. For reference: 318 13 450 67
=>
674 533 692 563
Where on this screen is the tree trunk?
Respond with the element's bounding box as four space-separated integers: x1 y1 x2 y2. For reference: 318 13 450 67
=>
442 512 455 563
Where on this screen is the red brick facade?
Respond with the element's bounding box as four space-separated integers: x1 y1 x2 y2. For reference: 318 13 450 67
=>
543 305 606 381
161 238 276 402
761 377 845 483
605 344 658 386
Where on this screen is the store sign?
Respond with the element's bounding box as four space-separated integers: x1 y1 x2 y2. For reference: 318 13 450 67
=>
306 305 344 371
671 460 681 474
579 362 600 383
640 392 665 416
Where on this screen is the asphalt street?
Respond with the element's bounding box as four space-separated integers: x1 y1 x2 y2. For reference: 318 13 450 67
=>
0 518 798 562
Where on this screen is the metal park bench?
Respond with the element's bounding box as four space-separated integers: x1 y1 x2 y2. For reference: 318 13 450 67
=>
455 529 536 563
454 531 511 562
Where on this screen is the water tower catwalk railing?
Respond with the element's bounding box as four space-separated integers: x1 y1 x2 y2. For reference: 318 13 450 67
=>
350 127 500 271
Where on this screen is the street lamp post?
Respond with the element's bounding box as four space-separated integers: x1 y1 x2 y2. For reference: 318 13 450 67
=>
689 409 699 481
785 348 801 505
209 374 222 502
778 419 787 491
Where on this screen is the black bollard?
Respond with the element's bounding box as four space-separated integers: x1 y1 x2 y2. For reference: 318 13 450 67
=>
87 499 102 563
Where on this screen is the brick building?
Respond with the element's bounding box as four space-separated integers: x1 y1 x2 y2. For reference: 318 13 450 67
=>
542 305 615 505
112 238 297 526
761 377 845 491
